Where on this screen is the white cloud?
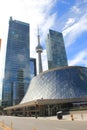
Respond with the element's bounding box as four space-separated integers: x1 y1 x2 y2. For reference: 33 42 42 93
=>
63 18 75 30
61 0 70 5
63 13 87 47
71 6 80 14
41 13 57 37
68 49 87 66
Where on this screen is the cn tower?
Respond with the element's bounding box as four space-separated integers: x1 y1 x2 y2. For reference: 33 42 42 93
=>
36 28 43 74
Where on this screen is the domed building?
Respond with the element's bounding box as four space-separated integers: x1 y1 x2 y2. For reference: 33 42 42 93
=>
4 66 87 116
21 66 87 103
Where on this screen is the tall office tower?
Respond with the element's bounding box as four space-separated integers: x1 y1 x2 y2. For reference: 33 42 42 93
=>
2 17 30 107
16 69 24 104
36 28 43 74
46 29 68 69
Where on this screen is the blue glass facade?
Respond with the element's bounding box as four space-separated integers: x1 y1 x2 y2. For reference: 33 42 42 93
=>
30 58 37 79
2 17 31 106
21 66 87 104
46 30 68 69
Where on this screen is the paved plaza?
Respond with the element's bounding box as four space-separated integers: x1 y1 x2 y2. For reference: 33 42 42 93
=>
0 112 87 130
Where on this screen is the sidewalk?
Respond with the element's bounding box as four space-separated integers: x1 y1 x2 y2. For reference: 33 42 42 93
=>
38 113 87 121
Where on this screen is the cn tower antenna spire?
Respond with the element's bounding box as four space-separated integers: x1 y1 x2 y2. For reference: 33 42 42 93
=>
37 25 40 45
37 25 39 35
36 26 43 74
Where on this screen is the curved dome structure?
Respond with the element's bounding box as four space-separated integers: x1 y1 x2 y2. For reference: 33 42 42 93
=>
21 66 87 104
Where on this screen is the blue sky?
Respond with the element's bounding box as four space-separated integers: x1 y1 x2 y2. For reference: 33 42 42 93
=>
0 0 87 99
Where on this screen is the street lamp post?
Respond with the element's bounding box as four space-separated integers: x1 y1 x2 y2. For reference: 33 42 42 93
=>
35 101 37 118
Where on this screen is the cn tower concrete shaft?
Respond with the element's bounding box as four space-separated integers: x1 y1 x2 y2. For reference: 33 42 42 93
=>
36 28 43 74
38 51 43 73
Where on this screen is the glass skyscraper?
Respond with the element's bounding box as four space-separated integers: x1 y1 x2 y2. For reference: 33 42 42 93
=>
46 29 68 69
2 17 32 107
